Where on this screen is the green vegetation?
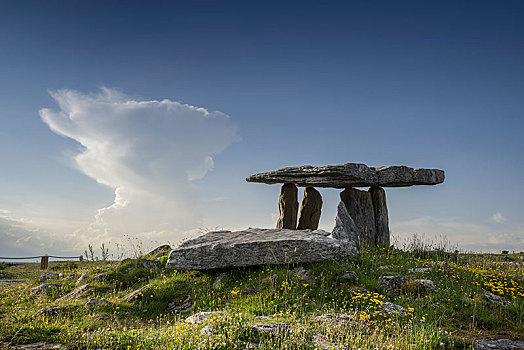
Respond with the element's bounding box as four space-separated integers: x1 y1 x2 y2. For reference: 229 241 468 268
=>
0 245 523 349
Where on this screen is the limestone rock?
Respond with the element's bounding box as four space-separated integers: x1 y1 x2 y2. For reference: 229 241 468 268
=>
146 244 172 258
382 301 407 315
276 184 298 229
314 313 358 325
292 267 313 285
370 186 389 245
379 276 409 290
93 273 107 281
332 201 358 241
474 338 524 349
55 284 91 302
297 187 322 230
121 285 149 302
166 228 357 270
312 334 345 350
185 311 229 324
341 270 358 281
38 306 63 315
39 273 60 282
85 298 111 307
340 188 376 246
407 267 432 273
251 323 290 337
32 283 60 293
167 295 194 313
414 279 438 292
75 274 89 286
3 341 67 349
484 290 508 305
246 163 445 188
212 273 226 289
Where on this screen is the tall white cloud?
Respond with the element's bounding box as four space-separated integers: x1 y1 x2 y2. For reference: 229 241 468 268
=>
40 88 239 249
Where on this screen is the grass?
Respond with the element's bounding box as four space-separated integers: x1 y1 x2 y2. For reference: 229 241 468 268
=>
0 244 523 349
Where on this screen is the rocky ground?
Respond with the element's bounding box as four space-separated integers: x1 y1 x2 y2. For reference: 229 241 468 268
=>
0 246 523 349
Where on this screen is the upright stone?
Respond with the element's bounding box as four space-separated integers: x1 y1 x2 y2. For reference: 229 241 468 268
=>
340 188 376 246
370 186 389 246
332 200 358 241
297 187 322 230
276 183 298 229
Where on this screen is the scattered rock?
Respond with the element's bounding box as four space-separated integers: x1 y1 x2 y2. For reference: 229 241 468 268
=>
341 271 358 281
332 200 358 241
379 275 409 290
166 228 357 270
55 284 91 302
39 273 60 282
312 334 345 350
370 186 390 246
314 313 358 325
250 323 290 337
95 315 110 320
382 301 407 315
378 265 390 270
64 273 78 280
414 279 438 292
297 187 322 230
167 295 194 313
293 267 314 286
407 267 432 273
246 163 445 188
474 338 524 349
38 306 63 315
484 290 508 305
85 298 111 307
276 183 299 229
340 187 376 246
137 259 158 270
32 283 60 293
75 274 89 286
185 311 229 324
120 285 149 302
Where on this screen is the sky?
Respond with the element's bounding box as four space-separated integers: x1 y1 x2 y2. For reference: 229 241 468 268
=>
1 0 523 259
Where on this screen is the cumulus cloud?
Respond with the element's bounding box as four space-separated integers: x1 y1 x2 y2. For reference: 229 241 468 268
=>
39 88 239 249
491 212 507 224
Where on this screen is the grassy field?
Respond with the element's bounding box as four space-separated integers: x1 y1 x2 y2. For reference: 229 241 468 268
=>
0 244 523 349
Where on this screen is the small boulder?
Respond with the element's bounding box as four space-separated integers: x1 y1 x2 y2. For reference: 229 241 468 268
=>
75 274 89 286
414 279 438 292
85 298 111 307
212 273 226 289
407 267 432 273
293 267 314 286
185 311 229 324
146 244 172 259
382 301 407 315
39 273 60 282
56 284 91 302
312 334 345 350
251 323 290 337
167 295 194 313
93 273 107 281
120 285 149 302
484 290 508 305
474 338 524 349
341 271 358 281
314 313 358 325
38 306 63 315
32 283 60 293
379 275 409 290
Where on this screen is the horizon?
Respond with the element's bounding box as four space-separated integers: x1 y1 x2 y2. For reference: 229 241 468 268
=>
1 0 523 258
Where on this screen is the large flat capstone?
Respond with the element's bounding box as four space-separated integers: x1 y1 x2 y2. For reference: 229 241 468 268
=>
246 163 444 188
166 228 357 270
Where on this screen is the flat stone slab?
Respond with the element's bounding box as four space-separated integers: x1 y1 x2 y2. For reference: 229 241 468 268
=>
246 163 444 188
166 228 357 270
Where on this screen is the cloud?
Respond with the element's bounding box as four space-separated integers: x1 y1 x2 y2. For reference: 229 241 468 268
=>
391 216 524 253
40 88 239 249
491 212 507 224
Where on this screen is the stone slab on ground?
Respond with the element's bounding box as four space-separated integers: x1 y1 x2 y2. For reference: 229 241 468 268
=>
246 163 445 188
166 228 357 270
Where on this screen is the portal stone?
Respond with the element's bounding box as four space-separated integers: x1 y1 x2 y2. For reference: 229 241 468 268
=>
332 200 358 241
370 186 389 246
276 183 298 229
297 187 322 230
340 188 376 246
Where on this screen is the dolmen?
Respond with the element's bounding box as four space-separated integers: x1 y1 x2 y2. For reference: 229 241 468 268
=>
166 163 444 270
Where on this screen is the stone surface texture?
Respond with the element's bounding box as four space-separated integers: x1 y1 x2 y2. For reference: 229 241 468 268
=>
166 228 357 270
332 201 358 241
246 163 445 188
55 284 91 302
297 187 323 230
370 186 390 245
276 183 299 229
474 338 524 349
340 188 376 246
379 275 409 290
382 302 407 315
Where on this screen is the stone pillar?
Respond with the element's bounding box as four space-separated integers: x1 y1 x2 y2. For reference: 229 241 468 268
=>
276 183 298 229
297 187 323 230
332 200 358 241
340 188 376 246
370 186 390 246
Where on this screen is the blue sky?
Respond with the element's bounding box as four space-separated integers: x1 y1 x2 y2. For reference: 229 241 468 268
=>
1 0 523 258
